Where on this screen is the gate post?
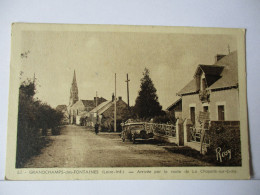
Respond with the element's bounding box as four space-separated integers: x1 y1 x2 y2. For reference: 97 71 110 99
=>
184 118 193 145
176 119 184 146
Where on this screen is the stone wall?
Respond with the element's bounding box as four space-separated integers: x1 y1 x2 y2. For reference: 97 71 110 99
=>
211 120 240 128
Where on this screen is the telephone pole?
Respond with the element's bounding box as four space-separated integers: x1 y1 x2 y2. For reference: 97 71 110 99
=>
96 91 98 123
125 73 130 109
114 73 117 132
95 91 98 107
33 73 36 84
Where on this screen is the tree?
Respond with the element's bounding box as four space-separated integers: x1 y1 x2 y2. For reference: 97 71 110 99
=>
16 78 65 167
134 68 163 119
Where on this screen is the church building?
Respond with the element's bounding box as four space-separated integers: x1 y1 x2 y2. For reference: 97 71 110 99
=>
69 70 79 107
67 70 107 124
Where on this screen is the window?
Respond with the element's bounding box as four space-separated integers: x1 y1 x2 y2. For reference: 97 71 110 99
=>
203 106 209 112
218 105 225 121
190 107 195 125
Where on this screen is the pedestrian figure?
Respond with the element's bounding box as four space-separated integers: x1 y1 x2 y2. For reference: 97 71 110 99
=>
95 123 99 135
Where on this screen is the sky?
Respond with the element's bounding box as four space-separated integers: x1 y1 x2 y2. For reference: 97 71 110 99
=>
19 30 237 109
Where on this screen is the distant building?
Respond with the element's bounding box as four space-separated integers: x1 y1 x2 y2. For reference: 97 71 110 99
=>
177 51 239 126
67 70 78 124
69 70 79 106
87 95 129 131
99 96 129 131
166 98 182 119
67 70 107 124
87 100 112 127
69 97 107 125
65 70 129 127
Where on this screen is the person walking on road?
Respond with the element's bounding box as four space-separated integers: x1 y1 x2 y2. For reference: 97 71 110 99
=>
95 123 99 135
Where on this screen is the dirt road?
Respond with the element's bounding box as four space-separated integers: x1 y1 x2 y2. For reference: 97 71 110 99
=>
24 125 211 168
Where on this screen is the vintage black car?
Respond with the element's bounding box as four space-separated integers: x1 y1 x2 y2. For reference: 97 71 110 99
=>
121 122 154 143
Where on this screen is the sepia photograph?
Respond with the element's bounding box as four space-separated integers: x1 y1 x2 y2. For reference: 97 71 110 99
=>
5 23 249 180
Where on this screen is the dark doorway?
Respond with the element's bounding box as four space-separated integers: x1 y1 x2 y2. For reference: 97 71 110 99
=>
218 105 225 121
190 107 195 125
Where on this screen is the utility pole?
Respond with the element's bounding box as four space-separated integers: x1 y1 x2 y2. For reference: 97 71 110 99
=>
125 73 130 109
33 73 36 84
114 73 117 132
96 91 98 123
96 91 98 107
228 44 231 54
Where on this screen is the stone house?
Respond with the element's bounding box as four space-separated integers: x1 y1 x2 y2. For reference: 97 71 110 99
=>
177 51 239 126
166 98 182 120
100 97 129 131
87 96 129 131
86 100 112 126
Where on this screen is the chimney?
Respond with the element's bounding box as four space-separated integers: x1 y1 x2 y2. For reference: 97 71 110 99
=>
94 97 99 106
215 54 226 62
118 96 122 101
112 93 115 101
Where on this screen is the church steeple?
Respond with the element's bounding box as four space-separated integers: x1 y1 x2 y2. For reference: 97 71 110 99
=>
72 70 77 83
69 70 79 105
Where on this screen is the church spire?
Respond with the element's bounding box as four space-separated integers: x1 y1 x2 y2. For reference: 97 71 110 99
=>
69 70 79 106
73 69 76 83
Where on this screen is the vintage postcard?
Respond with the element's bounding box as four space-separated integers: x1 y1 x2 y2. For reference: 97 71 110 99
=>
5 23 250 180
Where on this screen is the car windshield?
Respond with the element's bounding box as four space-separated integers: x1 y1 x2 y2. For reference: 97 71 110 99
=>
129 124 144 130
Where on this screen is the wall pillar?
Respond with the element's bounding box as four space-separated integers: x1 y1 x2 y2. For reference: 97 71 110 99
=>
176 119 184 146
184 118 193 145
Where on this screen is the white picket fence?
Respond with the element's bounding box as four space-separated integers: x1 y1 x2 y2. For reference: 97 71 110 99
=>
144 123 176 137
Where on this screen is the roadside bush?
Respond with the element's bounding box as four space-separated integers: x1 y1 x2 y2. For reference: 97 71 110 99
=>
16 79 64 168
51 126 61 135
153 112 175 124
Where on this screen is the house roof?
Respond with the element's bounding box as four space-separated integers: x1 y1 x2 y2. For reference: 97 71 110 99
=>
166 98 182 111
80 97 107 108
96 99 127 115
97 97 107 103
97 101 114 115
194 65 224 77
81 100 95 108
207 51 238 90
56 105 67 111
90 100 112 113
177 51 238 95
177 79 198 95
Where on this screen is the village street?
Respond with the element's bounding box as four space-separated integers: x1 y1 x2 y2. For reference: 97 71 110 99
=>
24 125 212 168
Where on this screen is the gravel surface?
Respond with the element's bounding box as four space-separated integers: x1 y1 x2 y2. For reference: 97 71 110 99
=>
24 125 212 168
